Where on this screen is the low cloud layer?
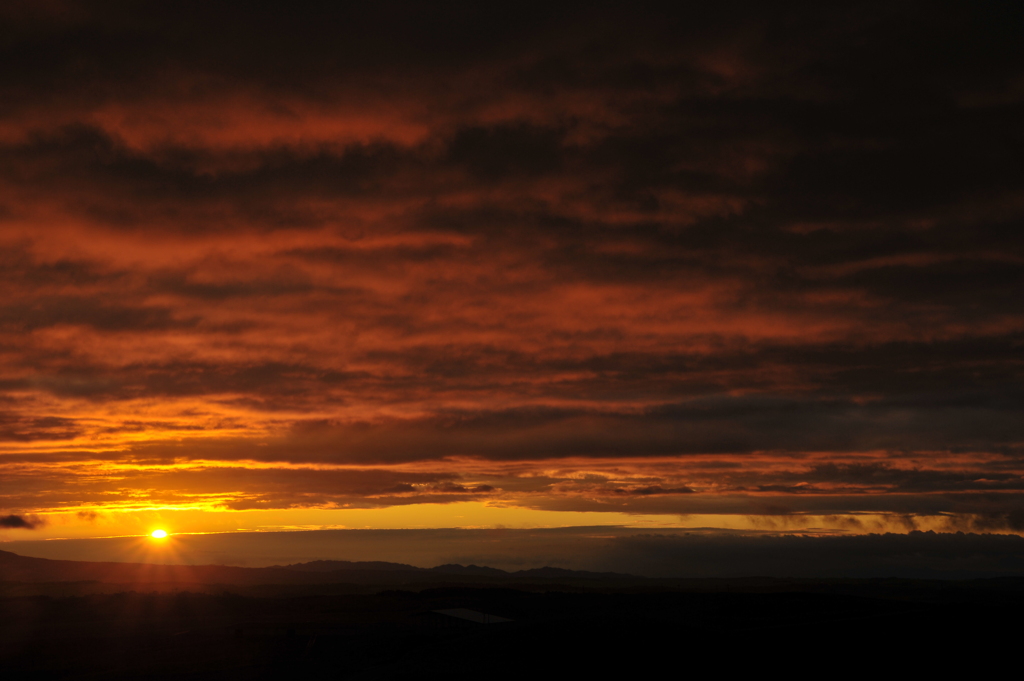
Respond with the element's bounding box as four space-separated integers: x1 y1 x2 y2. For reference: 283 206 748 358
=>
0 2 1022 528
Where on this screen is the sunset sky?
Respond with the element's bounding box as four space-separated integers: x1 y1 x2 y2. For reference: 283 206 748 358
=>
1 1 1023 551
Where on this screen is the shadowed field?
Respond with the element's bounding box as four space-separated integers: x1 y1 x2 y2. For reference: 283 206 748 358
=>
1 549 1021 678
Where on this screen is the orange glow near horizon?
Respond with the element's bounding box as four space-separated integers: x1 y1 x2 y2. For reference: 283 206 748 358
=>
3 501 1021 547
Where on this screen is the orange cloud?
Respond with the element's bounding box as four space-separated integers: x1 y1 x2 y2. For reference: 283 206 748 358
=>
1 1 1023 540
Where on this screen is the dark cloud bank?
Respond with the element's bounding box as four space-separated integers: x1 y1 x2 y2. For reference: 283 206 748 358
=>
0 514 42 529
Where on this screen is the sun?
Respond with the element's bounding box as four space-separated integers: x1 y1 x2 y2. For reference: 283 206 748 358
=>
150 529 168 539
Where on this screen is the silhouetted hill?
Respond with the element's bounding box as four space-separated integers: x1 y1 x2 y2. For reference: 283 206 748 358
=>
0 549 640 589
515 566 635 580
273 559 421 572
428 563 508 576
0 549 310 585
9 550 1023 601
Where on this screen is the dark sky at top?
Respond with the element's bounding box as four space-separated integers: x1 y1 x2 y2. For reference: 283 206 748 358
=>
0 1 1022 537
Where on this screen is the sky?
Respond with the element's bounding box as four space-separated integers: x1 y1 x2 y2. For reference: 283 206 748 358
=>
1 1 1023 557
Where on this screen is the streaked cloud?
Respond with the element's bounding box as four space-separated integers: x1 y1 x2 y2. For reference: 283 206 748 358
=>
0 2 1022 535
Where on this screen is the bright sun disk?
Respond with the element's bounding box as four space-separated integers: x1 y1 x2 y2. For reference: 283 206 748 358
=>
150 529 168 538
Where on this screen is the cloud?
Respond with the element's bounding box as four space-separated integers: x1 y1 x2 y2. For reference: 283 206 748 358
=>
0 514 43 529
0 2 1022 525
0 412 81 441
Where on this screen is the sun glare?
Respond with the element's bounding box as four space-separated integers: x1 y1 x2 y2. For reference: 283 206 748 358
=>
150 529 168 539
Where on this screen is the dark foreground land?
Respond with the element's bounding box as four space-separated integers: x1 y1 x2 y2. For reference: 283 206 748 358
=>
2 551 1022 679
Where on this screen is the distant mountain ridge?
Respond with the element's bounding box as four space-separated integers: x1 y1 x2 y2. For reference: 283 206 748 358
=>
273 559 422 572
0 549 638 587
276 558 633 579
276 560 511 577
